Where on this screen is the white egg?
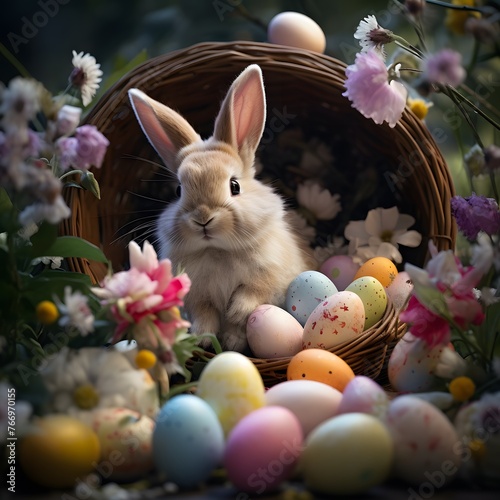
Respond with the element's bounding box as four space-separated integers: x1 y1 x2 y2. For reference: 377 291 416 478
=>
247 304 303 358
268 12 326 53
386 271 413 310
302 291 365 350
265 380 342 436
385 395 461 486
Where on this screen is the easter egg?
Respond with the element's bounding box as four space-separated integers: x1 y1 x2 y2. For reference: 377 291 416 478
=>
300 413 394 495
388 331 444 393
319 254 360 291
268 12 326 53
386 395 461 485
265 380 342 436
354 256 398 288
287 348 355 392
152 394 224 489
345 276 388 329
285 270 338 326
91 407 154 481
197 352 265 435
246 304 303 358
18 414 100 489
336 375 389 418
386 271 413 310
224 406 303 494
302 291 365 349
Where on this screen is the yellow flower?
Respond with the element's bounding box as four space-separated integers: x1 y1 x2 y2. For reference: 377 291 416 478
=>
445 0 481 35
468 438 486 460
36 300 59 324
449 376 476 401
135 349 157 370
407 97 433 120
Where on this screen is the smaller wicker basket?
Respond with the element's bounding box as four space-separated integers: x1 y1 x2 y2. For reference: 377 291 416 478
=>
61 41 456 383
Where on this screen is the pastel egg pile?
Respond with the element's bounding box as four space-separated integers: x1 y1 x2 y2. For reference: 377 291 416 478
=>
152 351 463 495
246 256 413 359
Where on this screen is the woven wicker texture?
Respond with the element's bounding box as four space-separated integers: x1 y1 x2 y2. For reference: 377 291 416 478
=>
61 41 456 382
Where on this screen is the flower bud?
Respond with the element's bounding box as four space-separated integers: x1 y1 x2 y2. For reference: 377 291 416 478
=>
56 104 82 137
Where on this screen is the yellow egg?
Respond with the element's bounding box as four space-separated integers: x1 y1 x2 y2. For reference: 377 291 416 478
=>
345 276 388 329
268 12 326 53
300 413 394 495
18 414 100 489
354 257 398 288
287 348 355 392
197 352 265 436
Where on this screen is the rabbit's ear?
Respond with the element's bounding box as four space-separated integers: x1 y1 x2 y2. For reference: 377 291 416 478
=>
128 88 200 170
213 64 266 166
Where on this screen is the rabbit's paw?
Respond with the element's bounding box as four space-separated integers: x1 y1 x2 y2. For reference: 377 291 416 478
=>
222 328 248 353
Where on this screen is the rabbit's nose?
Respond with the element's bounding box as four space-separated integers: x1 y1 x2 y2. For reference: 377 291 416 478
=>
194 217 214 228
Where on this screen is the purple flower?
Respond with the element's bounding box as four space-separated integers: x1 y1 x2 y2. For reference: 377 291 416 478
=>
56 125 109 171
343 49 407 128
451 194 500 240
423 49 466 87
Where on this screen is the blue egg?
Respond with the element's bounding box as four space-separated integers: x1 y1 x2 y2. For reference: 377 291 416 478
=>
153 394 225 489
285 270 338 325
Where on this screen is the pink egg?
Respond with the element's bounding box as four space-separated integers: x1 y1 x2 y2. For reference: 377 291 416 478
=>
319 255 360 291
224 406 303 494
336 376 389 418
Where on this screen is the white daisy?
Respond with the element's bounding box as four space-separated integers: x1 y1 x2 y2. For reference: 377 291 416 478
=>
56 286 95 336
354 15 393 60
296 180 342 221
0 77 42 131
69 51 103 106
344 206 422 264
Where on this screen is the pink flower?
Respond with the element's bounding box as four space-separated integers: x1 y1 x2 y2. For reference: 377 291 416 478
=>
343 49 407 128
402 242 486 347
56 124 109 171
92 241 191 346
423 49 466 87
400 296 451 347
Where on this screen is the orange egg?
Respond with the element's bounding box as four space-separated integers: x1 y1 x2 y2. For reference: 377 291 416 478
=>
287 349 355 392
354 257 398 288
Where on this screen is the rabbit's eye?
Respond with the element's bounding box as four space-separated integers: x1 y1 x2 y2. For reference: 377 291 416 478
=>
175 185 181 197
230 178 240 196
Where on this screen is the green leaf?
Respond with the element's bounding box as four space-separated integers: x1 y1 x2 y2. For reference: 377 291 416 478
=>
29 236 109 263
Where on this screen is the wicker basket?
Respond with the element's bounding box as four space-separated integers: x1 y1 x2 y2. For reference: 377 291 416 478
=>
61 41 456 383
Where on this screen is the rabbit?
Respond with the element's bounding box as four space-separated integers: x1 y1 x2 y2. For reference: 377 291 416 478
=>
128 64 314 352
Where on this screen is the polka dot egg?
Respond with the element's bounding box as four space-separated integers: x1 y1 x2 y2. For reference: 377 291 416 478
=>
345 276 387 329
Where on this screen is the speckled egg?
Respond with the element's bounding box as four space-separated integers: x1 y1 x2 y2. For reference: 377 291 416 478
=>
265 380 342 436
268 12 326 53
319 255 360 291
388 331 444 393
246 304 303 358
300 413 394 495
285 270 338 326
354 257 399 288
91 408 155 482
224 406 303 494
197 352 265 436
386 395 461 485
386 271 414 310
345 276 388 329
152 394 225 489
287 348 355 392
302 291 365 349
